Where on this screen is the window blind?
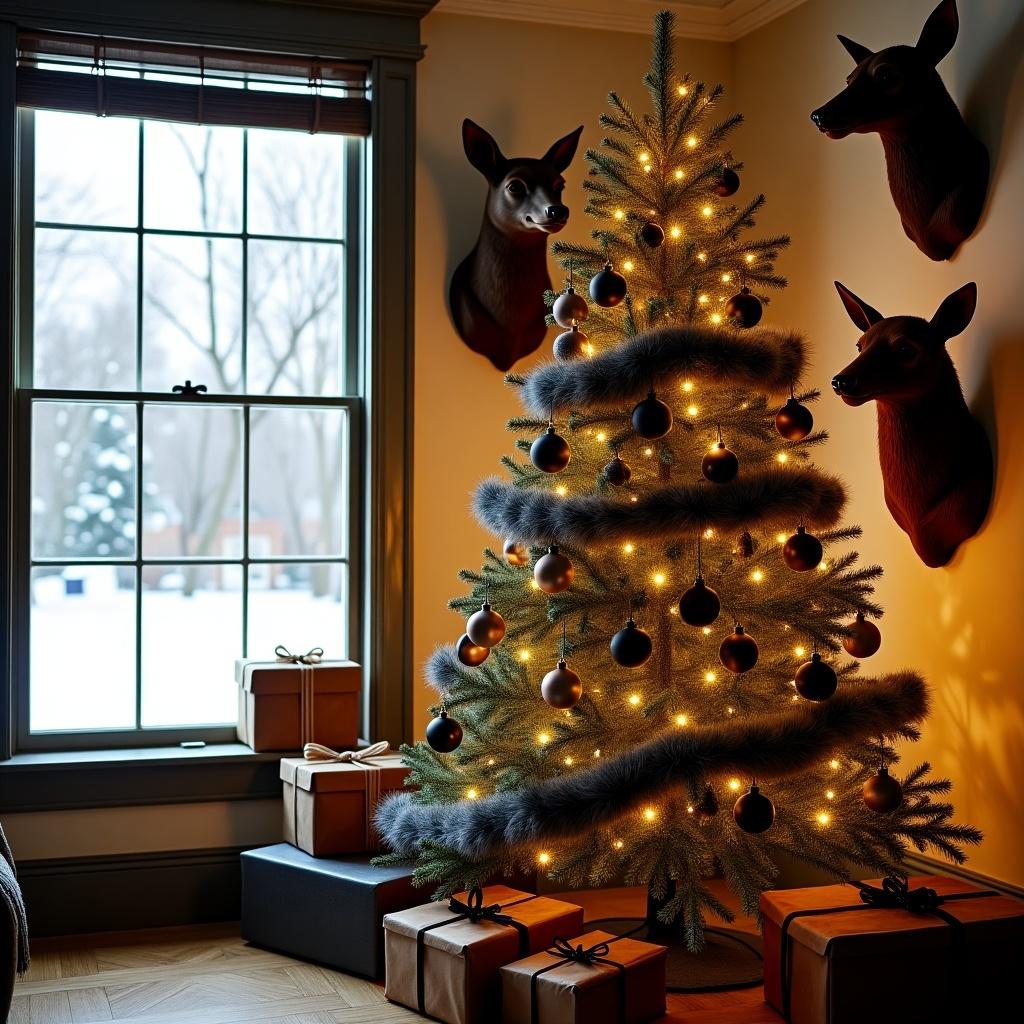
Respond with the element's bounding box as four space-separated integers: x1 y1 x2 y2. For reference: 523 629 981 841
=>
16 31 371 136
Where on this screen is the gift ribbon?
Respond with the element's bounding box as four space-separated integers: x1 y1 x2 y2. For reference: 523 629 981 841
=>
274 645 323 745
289 741 392 850
527 936 628 1024
778 875 998 1022
414 886 537 1015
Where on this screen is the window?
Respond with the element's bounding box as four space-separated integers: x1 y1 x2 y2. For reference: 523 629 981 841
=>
11 42 369 749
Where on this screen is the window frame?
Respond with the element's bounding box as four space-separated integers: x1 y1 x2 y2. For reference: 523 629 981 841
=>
0 3 421 763
13 110 365 752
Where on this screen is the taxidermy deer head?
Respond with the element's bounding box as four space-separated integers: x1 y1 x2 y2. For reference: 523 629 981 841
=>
810 0 988 261
832 281 992 568
449 119 583 371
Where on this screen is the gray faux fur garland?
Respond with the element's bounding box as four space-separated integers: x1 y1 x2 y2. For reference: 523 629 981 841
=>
376 673 928 858
517 324 806 417
473 466 847 547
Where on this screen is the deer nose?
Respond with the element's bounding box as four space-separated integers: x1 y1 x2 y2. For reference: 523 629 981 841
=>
810 110 825 128
831 374 858 395
545 204 569 222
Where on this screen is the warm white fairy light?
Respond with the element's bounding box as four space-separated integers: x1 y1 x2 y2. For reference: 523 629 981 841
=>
818 561 829 572
639 152 650 164
826 790 835 801
630 496 638 503
644 446 654 456
776 532 788 544
564 756 574 766
727 706 735 715
593 748 602 758
686 404 699 416
687 804 695 814
710 313 723 325
652 572 667 586
556 484 569 496
466 787 479 800
530 579 541 591
613 838 625 849
751 569 765 583
623 542 635 555
643 165 652 174
702 205 713 217
697 251 707 261
698 294 709 305
677 84 688 96
595 431 607 442
537 732 551 745
728 778 742 792
702 626 712 636
830 758 841 770
703 527 715 539
721 273 733 283
669 606 678 616
704 670 717 684
777 452 789 464
623 260 635 272
674 168 684 180
583 342 595 356
674 713 689 727
518 649 530 662
816 811 831 827
669 225 682 239
629 693 642 706
682 380 695 392
643 806 658 822
794 645 807 658
487 757 495 766
687 135 699 149
614 209 625 220
537 851 551 865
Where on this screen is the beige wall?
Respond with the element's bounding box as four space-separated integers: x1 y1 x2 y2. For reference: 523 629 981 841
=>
412 11 733 729
733 0 1024 885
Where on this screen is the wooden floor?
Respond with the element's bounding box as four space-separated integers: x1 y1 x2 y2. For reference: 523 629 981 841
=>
12 886 782 1024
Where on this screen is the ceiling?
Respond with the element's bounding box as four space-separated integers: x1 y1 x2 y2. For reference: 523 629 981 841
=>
431 0 810 41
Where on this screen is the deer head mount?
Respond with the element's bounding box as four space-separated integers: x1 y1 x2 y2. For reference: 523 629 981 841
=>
832 281 992 568
449 119 583 372
810 0 988 262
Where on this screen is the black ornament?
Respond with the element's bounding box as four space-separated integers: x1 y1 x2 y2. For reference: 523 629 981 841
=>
738 530 756 558
863 766 903 814
631 391 673 440
552 287 589 328
466 601 506 648
696 784 719 823
604 456 632 487
589 262 628 308
733 784 775 833
713 167 740 197
794 652 838 701
530 425 571 474
456 632 489 667
534 545 574 595
702 441 739 483
541 659 583 709
678 577 721 627
639 221 665 248
782 526 823 572
720 625 758 673
610 618 653 668
425 710 463 753
553 325 588 361
775 397 814 441
843 613 882 659
725 287 763 328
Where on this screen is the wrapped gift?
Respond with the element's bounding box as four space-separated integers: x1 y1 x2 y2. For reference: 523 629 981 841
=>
501 930 666 1024
240 844 421 977
384 884 585 1024
762 874 1024 1024
235 646 359 752
281 741 410 856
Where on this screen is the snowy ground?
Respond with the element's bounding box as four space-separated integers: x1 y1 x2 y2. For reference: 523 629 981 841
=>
30 583 348 732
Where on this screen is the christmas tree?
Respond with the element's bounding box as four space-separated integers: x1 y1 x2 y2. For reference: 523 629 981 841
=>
378 10 979 961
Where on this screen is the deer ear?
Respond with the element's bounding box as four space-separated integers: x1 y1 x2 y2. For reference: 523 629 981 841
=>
835 282 885 332
916 0 959 67
541 126 584 173
837 34 873 65
930 282 977 341
462 119 507 183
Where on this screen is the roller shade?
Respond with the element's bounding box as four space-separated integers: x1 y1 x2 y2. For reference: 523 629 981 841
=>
16 31 371 136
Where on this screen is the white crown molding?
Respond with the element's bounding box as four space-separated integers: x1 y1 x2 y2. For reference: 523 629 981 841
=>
432 0 809 42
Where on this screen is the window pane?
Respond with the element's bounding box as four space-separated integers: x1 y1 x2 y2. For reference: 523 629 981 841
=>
249 407 347 557
36 110 138 227
30 566 136 731
142 236 242 392
247 129 343 238
34 228 137 390
247 562 347 660
141 564 239 727
143 122 242 232
33 402 137 560
246 240 342 395
142 405 242 558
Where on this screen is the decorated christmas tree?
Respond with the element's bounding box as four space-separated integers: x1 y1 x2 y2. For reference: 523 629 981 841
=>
378 9 979 976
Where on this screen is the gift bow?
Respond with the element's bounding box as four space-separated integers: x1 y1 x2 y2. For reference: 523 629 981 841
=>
447 885 516 924
302 740 390 763
275 644 324 665
546 936 614 965
855 875 944 914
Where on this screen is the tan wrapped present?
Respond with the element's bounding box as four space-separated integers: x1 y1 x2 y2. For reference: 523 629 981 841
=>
384 885 585 1024
235 646 359 752
501 930 666 1024
280 741 410 856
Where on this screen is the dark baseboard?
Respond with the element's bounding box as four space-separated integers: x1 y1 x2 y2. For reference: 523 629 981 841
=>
18 846 249 937
903 852 1024 900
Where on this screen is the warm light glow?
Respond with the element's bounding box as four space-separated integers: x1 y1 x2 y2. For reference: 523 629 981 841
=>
727 706 735 715
687 804 695 814
794 646 807 658
518 649 530 662
677 84 688 96
643 165 652 174
596 431 607 442
630 496 638 502
745 253 755 263
613 838 625 849
622 260 635 272
583 343 595 356
674 168 684 180
682 380 695 392
537 851 551 865
698 294 710 305
652 572 667 586
686 404 699 416
556 485 569 496
702 205 713 217
629 693 642 706
669 606 678 615
643 806 658 822
702 627 712 636
697 251 707 262
564 756 574 766
776 452 789 464
710 313 723 325
594 748 602 758
826 790 835 800
643 446 654 456
704 671 717 684
466 787 479 800
776 532 788 544
639 152 650 163
816 811 831 827
751 569 765 583
537 732 551 745
728 778 741 792
669 225 682 239
703 527 715 539
830 758 841 771
623 543 635 555
721 273 732 284
818 561 829 572
530 579 541 591
487 757 495 766
687 135 699 149
614 209 625 220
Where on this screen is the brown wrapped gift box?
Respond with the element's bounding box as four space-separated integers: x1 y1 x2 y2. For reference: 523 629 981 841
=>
280 751 409 856
501 930 666 1024
235 657 359 752
762 875 1024 1024
384 885 585 1024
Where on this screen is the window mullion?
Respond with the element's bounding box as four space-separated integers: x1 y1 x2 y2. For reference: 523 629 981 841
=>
135 401 144 731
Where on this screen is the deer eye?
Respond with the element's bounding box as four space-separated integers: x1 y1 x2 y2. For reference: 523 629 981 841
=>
873 65 901 88
506 179 526 197
894 340 916 359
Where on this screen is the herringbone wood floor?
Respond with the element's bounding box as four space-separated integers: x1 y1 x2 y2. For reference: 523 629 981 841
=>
12 887 782 1024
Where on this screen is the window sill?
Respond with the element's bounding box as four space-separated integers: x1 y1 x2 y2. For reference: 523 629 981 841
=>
0 743 286 813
